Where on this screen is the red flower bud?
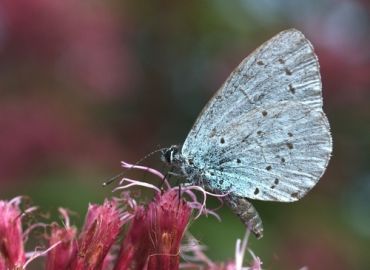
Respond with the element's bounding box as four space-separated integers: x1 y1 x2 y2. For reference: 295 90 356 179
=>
114 190 191 270
0 197 26 270
45 209 77 270
71 200 123 270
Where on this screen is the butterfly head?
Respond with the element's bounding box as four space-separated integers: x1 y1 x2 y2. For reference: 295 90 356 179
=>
161 145 181 165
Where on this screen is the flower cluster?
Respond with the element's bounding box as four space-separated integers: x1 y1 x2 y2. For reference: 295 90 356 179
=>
0 162 262 270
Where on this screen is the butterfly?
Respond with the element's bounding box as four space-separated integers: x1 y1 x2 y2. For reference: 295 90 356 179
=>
161 29 332 238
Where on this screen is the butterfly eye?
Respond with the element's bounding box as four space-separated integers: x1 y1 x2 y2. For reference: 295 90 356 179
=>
162 149 172 163
170 145 178 154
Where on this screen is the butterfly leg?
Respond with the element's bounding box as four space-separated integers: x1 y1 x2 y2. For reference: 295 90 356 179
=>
225 195 263 239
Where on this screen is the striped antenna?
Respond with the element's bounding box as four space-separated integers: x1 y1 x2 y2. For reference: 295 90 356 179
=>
102 147 167 186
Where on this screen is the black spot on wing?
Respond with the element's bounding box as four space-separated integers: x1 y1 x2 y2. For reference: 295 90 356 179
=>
241 133 252 143
288 84 295 94
271 178 279 189
285 68 292 75
291 192 300 199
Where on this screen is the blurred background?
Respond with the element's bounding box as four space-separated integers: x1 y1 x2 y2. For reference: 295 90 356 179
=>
0 0 369 269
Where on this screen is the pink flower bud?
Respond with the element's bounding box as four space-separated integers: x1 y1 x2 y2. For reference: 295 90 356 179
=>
70 200 123 270
114 190 191 270
0 197 26 270
45 209 77 270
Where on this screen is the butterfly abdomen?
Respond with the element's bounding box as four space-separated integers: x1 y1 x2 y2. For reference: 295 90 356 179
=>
225 195 264 239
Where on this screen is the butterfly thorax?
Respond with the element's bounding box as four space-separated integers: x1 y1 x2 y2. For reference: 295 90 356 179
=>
161 145 204 184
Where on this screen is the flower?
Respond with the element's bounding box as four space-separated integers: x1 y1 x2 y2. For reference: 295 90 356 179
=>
0 162 263 269
0 197 26 270
114 190 191 270
70 200 123 270
45 208 77 270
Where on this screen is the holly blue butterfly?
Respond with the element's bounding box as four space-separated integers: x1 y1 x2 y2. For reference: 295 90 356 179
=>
161 29 332 238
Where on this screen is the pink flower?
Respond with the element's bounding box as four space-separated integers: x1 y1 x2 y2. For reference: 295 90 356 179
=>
0 163 264 269
45 209 77 270
114 190 191 270
0 197 26 270
70 200 123 270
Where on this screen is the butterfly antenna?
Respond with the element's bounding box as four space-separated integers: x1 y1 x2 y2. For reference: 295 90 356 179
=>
102 146 167 187
134 147 167 166
102 172 125 186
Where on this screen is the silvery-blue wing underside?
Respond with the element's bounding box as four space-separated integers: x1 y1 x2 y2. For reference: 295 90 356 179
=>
181 29 332 202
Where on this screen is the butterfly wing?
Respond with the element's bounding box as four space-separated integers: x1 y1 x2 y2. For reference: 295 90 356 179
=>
181 29 332 202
